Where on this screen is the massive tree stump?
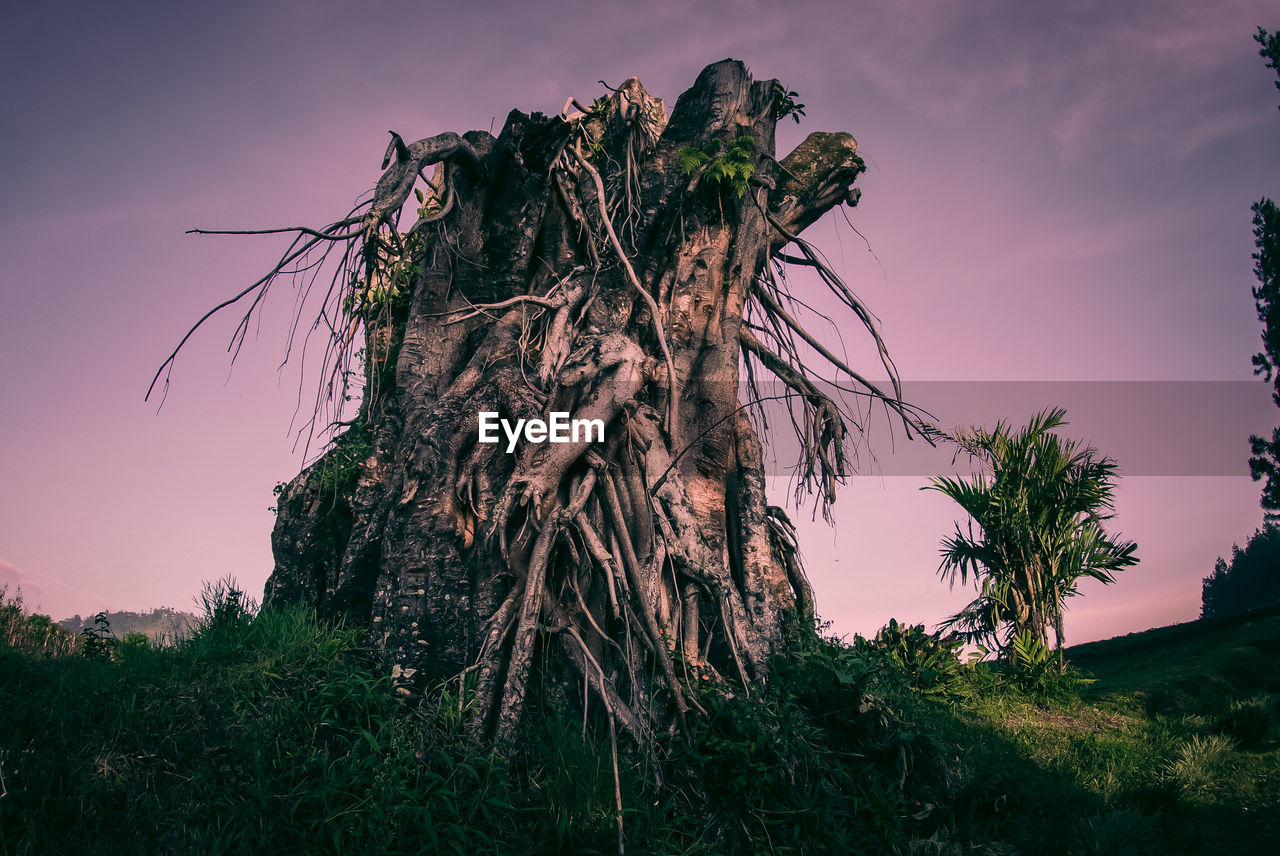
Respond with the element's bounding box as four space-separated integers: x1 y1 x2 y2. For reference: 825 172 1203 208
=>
163 59 915 745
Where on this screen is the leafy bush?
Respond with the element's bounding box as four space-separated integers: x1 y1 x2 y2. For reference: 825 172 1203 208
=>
948 630 1087 701
858 618 964 693
1007 630 1062 691
121 631 149 651
676 624 956 853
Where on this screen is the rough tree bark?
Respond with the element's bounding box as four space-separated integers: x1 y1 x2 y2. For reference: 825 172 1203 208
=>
155 60 921 748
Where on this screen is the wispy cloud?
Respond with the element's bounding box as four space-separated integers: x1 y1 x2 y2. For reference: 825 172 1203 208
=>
1169 108 1270 161
1050 84 1114 164
833 0 1270 169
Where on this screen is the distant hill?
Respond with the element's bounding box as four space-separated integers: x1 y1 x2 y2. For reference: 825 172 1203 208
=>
57 607 197 641
1067 602 1280 700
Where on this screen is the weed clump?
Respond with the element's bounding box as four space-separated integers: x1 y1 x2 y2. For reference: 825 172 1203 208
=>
1215 696 1273 749
1162 733 1237 798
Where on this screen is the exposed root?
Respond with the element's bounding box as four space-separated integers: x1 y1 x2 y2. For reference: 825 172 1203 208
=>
492 499 564 747
569 149 678 435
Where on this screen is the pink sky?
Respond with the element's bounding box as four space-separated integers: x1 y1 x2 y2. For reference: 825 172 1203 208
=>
1 0 1276 643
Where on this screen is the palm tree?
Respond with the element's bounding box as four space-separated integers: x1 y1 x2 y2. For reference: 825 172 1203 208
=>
926 408 1138 666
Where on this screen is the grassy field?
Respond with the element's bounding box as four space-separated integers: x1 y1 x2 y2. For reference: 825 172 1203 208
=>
1 586 1277 854
927 606 1280 854
1071 604 1280 702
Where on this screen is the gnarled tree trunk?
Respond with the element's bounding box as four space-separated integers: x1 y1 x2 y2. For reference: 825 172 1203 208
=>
159 59 917 747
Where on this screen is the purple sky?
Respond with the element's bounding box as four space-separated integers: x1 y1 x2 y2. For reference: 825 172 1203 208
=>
2 1 1277 644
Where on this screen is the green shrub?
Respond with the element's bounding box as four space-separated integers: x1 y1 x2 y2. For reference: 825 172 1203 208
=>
672 623 956 853
858 618 965 693
1003 630 1086 699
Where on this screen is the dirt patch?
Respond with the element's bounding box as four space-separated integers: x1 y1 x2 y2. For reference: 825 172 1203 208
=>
1004 705 1127 732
